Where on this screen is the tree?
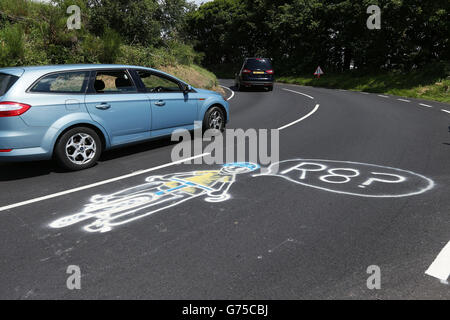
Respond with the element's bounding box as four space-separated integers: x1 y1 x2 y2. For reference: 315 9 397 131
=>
87 0 162 46
187 0 450 74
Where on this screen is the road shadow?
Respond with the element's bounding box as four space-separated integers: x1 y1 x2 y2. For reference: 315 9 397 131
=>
233 85 272 93
229 85 239 92
0 160 62 181
99 137 177 161
0 137 178 182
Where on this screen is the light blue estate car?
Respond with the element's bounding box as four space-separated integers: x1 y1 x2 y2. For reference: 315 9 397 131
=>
0 64 229 170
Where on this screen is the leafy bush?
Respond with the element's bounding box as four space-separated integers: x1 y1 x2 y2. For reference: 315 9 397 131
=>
0 0 33 17
167 40 204 65
0 24 25 67
100 29 122 64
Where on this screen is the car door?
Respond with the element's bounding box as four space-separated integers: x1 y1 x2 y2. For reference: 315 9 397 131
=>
84 69 151 146
136 70 198 134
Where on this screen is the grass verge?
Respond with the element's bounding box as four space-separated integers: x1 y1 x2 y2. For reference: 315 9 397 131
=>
160 64 224 95
278 67 450 103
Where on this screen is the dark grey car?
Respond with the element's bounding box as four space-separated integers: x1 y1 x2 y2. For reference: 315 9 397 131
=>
235 58 274 91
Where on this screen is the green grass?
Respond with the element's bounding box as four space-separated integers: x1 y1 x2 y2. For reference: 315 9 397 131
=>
159 64 224 94
278 67 450 103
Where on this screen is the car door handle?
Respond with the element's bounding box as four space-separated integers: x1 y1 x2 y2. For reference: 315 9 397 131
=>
95 103 111 110
154 100 166 107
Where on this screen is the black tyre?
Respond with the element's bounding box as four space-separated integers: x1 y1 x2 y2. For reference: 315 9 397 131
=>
54 127 102 171
203 106 226 132
238 82 245 92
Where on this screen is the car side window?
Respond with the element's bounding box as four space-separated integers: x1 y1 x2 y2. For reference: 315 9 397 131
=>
94 70 137 94
30 71 89 93
137 71 182 93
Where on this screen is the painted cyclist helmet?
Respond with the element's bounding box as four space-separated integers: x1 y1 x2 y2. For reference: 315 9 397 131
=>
222 162 260 173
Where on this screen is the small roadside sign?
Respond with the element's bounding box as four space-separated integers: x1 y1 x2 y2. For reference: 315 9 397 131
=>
314 66 324 78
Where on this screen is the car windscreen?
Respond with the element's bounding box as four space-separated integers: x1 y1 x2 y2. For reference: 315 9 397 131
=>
0 73 19 96
244 59 272 70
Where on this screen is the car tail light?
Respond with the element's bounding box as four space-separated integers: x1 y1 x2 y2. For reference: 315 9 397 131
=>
266 70 274 74
242 69 252 74
0 102 31 117
0 149 12 152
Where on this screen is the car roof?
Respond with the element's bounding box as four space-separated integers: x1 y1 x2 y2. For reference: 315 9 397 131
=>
0 64 188 85
0 64 154 72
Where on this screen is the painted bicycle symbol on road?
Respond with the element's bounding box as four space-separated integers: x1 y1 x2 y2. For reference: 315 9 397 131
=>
49 159 435 233
50 163 260 233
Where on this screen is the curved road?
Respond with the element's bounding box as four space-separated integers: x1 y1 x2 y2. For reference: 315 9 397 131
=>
0 80 449 299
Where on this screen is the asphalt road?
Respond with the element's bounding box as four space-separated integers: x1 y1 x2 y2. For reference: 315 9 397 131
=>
0 80 449 299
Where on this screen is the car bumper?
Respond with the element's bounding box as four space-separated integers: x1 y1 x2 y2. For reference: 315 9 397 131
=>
0 147 51 161
0 117 53 161
240 80 274 87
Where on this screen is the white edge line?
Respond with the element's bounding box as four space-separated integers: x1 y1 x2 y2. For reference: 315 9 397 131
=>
282 88 314 100
219 85 235 101
426 241 450 284
0 153 210 213
277 104 320 131
378 95 389 98
419 103 433 108
397 99 411 103
441 109 450 114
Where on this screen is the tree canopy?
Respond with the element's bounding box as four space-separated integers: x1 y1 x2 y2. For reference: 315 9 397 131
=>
186 0 449 74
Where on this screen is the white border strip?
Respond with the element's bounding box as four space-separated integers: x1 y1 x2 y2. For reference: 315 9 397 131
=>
426 241 450 284
277 104 320 131
220 85 235 101
419 103 433 108
397 99 411 103
0 153 210 213
282 88 314 100
442 109 450 114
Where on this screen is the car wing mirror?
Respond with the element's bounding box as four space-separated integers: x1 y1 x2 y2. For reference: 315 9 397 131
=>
182 84 192 94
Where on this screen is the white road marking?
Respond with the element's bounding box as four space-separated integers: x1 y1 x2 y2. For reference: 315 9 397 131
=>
0 153 210 213
277 104 320 131
426 241 450 284
378 95 389 98
397 99 411 103
220 85 235 101
282 88 315 100
419 103 433 108
441 109 450 114
360 92 370 95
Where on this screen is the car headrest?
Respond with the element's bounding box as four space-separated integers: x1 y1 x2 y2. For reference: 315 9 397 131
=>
115 77 130 90
94 79 105 92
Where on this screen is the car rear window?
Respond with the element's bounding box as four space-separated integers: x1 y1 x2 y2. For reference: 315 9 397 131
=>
30 71 89 93
0 73 19 96
244 58 272 70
